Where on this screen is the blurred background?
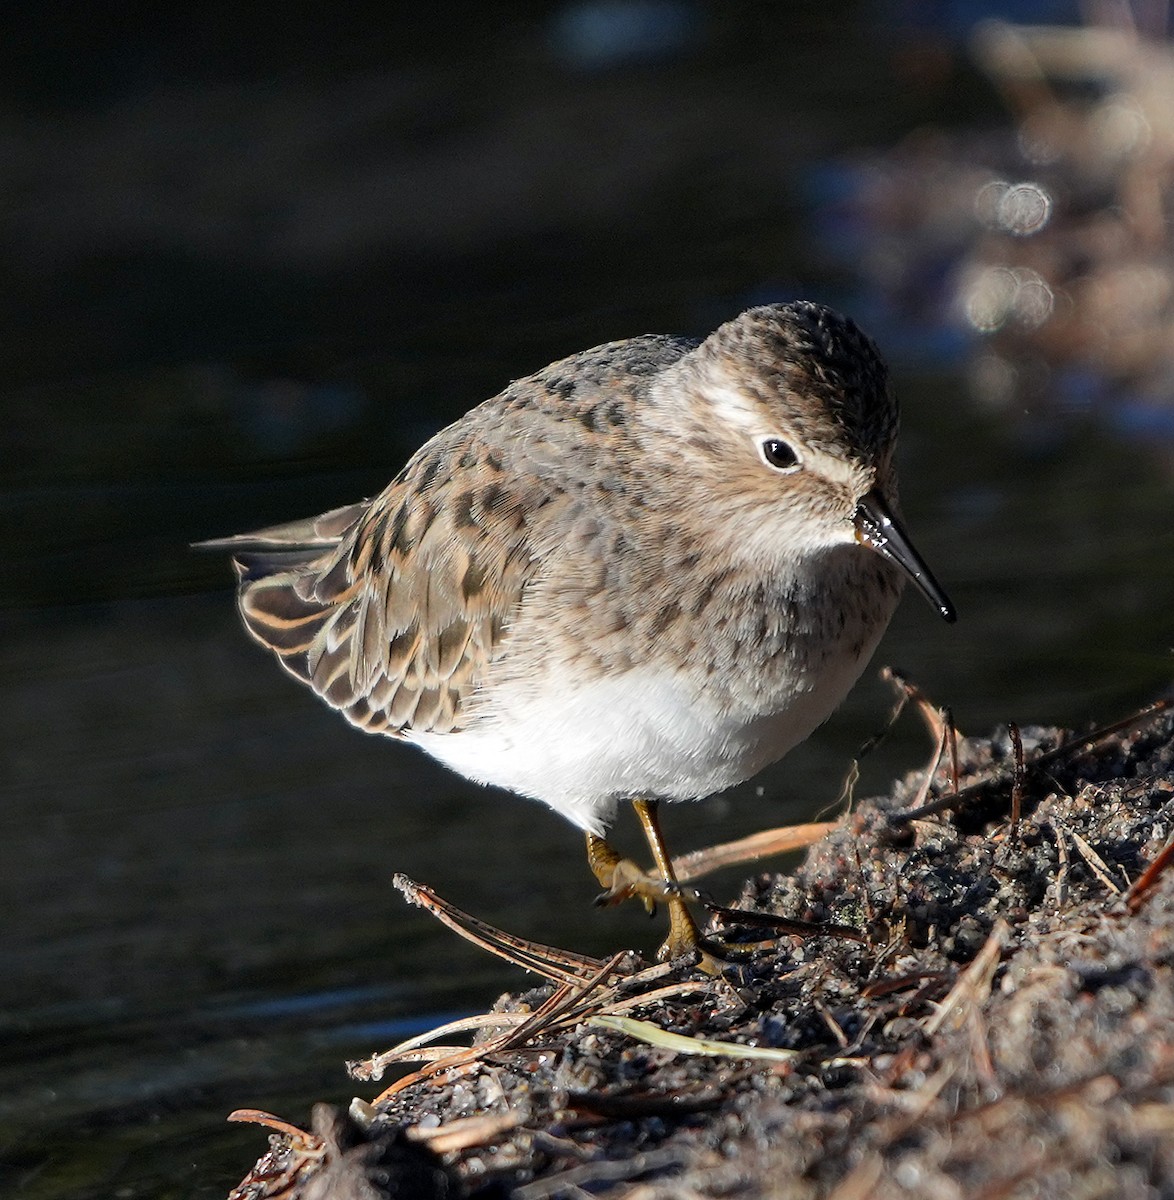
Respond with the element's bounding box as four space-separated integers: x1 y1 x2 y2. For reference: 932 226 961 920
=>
2 2 1173 1196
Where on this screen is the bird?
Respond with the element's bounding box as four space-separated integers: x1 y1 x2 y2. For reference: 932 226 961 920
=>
199 301 955 963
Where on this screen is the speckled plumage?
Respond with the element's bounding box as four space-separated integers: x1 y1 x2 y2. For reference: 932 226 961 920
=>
206 302 953 838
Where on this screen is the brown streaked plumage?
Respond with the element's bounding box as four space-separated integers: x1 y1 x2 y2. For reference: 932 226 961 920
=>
201 302 954 964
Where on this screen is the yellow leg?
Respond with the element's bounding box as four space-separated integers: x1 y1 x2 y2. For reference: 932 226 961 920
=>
633 799 704 961
585 799 707 964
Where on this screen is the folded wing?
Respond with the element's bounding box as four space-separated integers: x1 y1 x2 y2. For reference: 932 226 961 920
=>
202 446 537 737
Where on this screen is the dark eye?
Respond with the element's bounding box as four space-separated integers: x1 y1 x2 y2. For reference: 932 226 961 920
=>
761 438 799 470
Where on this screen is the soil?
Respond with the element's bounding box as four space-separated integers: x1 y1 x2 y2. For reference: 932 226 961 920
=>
227 699 1174 1199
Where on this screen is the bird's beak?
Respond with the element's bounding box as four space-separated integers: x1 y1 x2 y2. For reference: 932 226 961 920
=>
854 489 956 623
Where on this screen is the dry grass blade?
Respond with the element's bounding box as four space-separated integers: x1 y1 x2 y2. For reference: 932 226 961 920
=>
508 953 628 1039
370 974 594 1104
1066 826 1123 894
226 1109 321 1147
1007 721 1025 836
365 973 715 1102
1050 816 1071 908
369 960 624 1099
924 920 1006 1036
1125 831 1174 913
368 951 711 1104
890 699 1172 825
512 1147 690 1200
860 969 952 1000
369 875 729 1102
670 823 837 882
904 702 955 813
350 1012 533 1082
406 1110 523 1154
589 978 713 1017
224 1109 327 1200
392 872 615 985
879 665 955 743
705 901 867 943
591 1014 807 1064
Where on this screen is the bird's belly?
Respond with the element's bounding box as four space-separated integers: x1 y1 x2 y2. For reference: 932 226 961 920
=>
407 638 878 835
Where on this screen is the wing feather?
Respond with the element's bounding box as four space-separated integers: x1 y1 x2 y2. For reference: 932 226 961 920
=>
205 332 692 740
220 435 545 737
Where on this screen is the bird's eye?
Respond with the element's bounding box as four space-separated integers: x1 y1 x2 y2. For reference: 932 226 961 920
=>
761 438 799 470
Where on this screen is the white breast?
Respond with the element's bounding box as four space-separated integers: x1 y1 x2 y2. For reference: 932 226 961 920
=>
407 619 884 836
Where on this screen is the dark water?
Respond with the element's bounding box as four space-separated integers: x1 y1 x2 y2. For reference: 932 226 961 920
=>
3 5 1172 1197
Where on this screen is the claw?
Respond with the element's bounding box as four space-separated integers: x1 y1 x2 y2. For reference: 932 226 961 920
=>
587 835 677 909
586 801 727 972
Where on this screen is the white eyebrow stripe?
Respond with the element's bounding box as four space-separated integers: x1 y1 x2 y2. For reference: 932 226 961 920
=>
705 384 766 437
706 385 863 489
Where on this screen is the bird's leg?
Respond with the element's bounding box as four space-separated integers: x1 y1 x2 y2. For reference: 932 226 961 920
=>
585 799 707 964
633 798 705 961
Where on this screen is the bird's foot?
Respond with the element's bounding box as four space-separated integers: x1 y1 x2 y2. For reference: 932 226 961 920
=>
587 835 700 915
586 831 743 977
656 898 758 976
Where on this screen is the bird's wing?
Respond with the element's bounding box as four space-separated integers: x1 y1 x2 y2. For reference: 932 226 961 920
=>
218 431 548 738
208 333 693 738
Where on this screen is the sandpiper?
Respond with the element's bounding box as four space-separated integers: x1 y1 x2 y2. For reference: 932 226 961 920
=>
201 302 955 961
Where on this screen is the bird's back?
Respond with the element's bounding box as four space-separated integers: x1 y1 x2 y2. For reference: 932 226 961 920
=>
201 333 694 741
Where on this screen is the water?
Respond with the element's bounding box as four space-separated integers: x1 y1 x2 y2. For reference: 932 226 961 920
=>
3 6 1172 1197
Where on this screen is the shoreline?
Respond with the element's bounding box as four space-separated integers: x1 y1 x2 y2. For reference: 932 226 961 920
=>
228 699 1174 1199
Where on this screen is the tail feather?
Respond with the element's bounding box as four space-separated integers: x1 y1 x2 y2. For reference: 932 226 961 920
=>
230 547 328 583
198 502 367 681
193 502 368 554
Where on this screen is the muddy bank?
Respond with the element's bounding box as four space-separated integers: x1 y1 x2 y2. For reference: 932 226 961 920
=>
228 699 1174 1199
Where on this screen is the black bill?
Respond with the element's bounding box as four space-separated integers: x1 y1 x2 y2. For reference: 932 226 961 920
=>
854 489 956 623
